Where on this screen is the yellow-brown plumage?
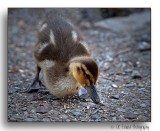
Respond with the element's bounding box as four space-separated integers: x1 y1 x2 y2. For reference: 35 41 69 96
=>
29 14 100 103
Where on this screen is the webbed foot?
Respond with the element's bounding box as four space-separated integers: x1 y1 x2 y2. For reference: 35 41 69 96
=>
27 79 46 93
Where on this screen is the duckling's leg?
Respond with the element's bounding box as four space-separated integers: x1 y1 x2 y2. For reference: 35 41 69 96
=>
27 65 45 93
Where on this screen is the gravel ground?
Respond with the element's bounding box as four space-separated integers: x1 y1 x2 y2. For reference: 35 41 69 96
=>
8 9 151 122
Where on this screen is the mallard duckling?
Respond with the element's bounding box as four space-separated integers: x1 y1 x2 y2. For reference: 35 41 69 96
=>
28 15 100 104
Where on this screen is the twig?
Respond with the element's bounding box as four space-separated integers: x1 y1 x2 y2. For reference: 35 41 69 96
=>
114 48 131 57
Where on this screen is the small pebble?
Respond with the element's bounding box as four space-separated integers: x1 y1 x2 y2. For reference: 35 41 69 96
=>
42 118 50 121
66 119 71 122
112 117 117 121
140 103 147 108
72 111 81 116
80 21 91 28
64 105 67 109
13 114 22 120
88 102 96 107
86 106 90 109
110 113 116 117
112 84 118 88
110 94 120 100
133 111 139 115
125 83 135 88
124 112 137 119
24 118 34 122
98 109 104 113
52 101 59 106
59 114 68 120
117 108 126 113
90 114 100 121
78 87 89 99
103 62 110 70
72 109 82 117
108 88 113 92
19 69 24 73
124 68 132 73
98 61 104 68
131 70 142 79
21 107 27 111
138 83 144 88
138 41 150 51
36 105 48 114
8 88 18 94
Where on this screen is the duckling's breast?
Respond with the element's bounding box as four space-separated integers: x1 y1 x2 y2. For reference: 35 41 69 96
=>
44 73 80 97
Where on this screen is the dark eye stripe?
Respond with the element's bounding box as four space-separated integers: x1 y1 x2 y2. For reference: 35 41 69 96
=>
81 67 92 84
80 67 86 76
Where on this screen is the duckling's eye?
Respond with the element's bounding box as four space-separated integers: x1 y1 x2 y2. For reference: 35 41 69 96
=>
85 74 90 79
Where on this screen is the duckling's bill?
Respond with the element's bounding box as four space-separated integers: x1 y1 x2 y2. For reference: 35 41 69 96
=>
86 84 100 104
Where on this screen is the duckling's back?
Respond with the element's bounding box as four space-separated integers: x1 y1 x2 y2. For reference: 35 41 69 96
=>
34 15 90 64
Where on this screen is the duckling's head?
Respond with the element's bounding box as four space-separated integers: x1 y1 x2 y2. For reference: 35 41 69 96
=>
69 56 100 104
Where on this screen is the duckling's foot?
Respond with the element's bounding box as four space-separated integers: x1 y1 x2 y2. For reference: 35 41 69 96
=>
27 80 45 93
27 86 39 93
38 88 50 95
27 65 45 93
37 80 46 88
78 87 89 99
